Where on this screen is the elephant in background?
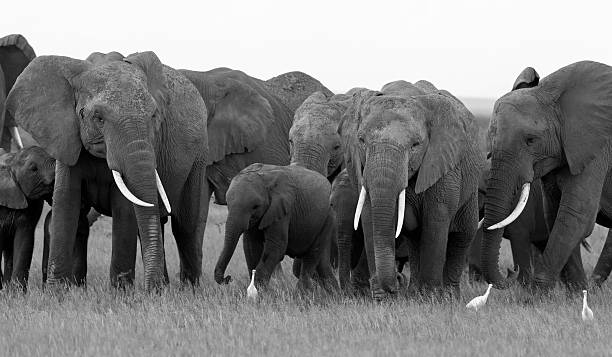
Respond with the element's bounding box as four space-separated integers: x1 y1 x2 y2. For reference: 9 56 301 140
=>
0 146 55 290
481 62 612 291
0 34 35 151
592 230 612 287
8 51 209 290
214 163 338 292
341 80 482 298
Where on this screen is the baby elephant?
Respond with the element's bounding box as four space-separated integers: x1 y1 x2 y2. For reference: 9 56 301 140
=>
214 163 338 292
0 146 55 289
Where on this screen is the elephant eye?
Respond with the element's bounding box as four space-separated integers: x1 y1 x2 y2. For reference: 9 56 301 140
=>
93 115 105 127
411 142 420 148
79 108 85 119
252 204 259 210
486 152 491 159
525 137 537 146
333 144 341 150
30 164 38 172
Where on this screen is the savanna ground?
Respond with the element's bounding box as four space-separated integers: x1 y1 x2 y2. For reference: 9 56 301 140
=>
2 107 612 356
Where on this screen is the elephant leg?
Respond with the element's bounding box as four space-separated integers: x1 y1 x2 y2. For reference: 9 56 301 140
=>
292 259 301 279
243 230 264 273
3 241 13 286
351 251 370 293
406 232 420 293
592 229 612 286
110 193 138 288
71 209 90 286
257 221 289 288
509 235 534 286
11 225 36 291
419 203 451 292
559 244 587 291
314 213 339 292
468 228 483 283
42 210 51 284
172 168 210 286
443 230 473 297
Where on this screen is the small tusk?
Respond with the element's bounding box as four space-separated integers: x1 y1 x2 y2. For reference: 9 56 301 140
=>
112 170 154 207
155 170 171 213
395 189 405 238
478 218 484 230
9 127 23 149
354 186 366 230
487 183 530 230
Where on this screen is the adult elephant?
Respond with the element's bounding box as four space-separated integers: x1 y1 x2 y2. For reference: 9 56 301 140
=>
591 230 612 286
341 82 482 298
481 62 612 290
7 51 209 291
0 34 35 151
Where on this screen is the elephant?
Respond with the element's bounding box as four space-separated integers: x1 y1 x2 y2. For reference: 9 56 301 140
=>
0 146 55 290
7 51 210 291
591 230 612 286
481 61 612 291
214 163 338 292
340 80 482 298
0 34 35 151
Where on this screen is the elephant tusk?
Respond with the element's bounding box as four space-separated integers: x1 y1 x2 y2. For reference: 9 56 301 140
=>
9 127 23 149
112 170 154 207
487 183 530 230
354 186 366 230
155 170 171 213
395 189 405 238
478 218 484 230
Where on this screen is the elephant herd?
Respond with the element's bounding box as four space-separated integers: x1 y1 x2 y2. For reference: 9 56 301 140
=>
2 33 612 300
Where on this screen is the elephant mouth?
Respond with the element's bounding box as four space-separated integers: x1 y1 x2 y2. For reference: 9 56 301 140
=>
86 139 107 158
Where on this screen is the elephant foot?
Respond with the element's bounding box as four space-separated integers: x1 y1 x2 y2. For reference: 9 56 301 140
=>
350 274 370 296
369 276 398 301
589 274 606 288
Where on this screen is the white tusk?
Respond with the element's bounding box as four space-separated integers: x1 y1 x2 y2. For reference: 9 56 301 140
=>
354 186 366 230
9 127 23 149
395 189 405 238
155 170 171 213
487 183 530 230
112 170 154 207
478 218 484 230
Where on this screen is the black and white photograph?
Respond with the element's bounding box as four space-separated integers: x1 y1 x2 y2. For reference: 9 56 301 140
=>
0 1 610 355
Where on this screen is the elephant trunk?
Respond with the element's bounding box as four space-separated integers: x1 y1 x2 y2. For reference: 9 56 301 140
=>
291 142 328 176
214 211 246 284
120 140 165 291
336 194 356 290
481 158 520 289
364 155 404 296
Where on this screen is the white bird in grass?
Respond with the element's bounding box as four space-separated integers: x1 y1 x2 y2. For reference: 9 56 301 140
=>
582 290 594 322
466 284 492 311
247 270 258 300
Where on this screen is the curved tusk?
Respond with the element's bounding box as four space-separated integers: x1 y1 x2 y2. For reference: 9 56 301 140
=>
487 183 530 230
478 218 484 230
395 189 405 238
9 127 23 149
155 170 171 213
354 186 366 230
112 170 154 207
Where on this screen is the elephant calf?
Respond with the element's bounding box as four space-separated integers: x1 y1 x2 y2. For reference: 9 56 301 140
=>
0 146 55 289
214 163 338 293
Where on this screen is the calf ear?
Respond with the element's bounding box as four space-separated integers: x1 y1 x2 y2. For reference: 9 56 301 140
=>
259 173 295 229
0 167 27 209
512 67 540 90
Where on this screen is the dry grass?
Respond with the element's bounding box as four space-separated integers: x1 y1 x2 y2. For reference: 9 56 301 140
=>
0 204 610 356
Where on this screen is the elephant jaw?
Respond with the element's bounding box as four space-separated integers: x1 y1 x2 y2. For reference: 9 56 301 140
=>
353 185 406 238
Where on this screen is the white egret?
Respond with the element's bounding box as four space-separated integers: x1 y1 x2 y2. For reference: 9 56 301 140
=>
582 290 594 322
466 284 492 311
247 270 258 299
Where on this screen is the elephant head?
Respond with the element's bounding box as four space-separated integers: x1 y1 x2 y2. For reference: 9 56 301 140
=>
265 71 334 113
289 91 351 178
482 61 612 288
5 51 193 289
0 146 55 209
341 88 477 294
214 163 294 284
0 34 36 151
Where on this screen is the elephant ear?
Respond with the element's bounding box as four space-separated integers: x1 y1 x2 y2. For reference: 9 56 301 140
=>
86 51 125 66
202 75 274 164
6 56 90 165
0 34 36 94
415 94 471 193
552 61 612 175
0 166 27 209
338 89 380 187
512 67 539 90
259 171 295 229
124 52 168 108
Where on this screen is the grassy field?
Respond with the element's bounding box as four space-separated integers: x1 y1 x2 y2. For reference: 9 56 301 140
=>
0 203 611 356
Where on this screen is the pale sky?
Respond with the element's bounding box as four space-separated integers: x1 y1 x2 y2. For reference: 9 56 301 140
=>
3 0 611 99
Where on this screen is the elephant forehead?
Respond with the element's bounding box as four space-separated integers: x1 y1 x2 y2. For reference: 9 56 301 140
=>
361 110 425 141
291 113 339 138
493 95 548 132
